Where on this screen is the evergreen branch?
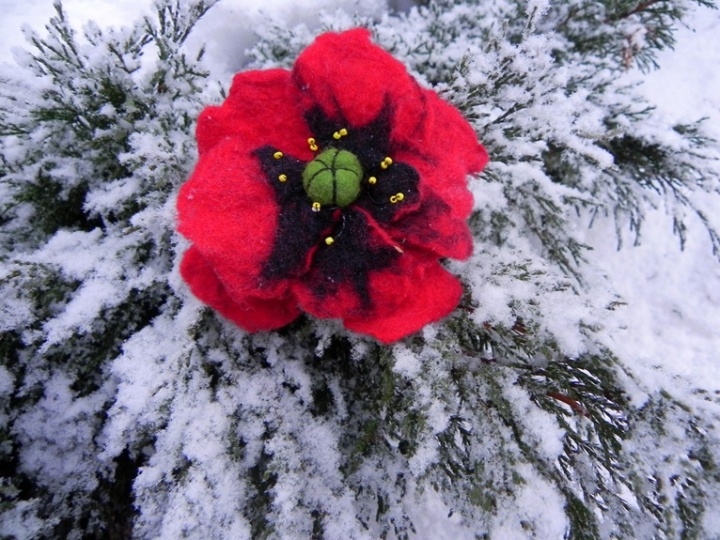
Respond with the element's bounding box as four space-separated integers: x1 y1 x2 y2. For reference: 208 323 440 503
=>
606 0 663 22
3 0 719 537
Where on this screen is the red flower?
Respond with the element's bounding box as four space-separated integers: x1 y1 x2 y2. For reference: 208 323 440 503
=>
177 29 488 343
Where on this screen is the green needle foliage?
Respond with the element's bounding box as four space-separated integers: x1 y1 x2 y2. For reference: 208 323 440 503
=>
1 0 719 538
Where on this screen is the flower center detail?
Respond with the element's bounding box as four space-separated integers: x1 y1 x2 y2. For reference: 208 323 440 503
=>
302 148 363 208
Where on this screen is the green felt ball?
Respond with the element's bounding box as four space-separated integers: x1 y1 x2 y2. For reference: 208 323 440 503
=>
302 148 363 207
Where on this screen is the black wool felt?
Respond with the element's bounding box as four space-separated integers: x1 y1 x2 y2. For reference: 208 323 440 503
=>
304 105 420 223
304 105 391 170
254 146 329 281
304 210 400 309
253 106 421 308
357 162 420 223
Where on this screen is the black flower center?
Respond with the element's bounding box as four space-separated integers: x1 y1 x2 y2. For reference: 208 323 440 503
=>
253 105 423 309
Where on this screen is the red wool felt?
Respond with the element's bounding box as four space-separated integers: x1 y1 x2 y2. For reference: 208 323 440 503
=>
293 29 421 130
386 191 474 261
291 210 408 320
177 138 286 300
177 29 489 342
344 259 464 344
196 69 311 159
181 246 301 331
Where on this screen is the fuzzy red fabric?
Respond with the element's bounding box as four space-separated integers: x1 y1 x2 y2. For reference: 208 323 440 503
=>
177 29 489 343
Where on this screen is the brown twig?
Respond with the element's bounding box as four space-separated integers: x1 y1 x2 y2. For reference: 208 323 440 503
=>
548 391 590 417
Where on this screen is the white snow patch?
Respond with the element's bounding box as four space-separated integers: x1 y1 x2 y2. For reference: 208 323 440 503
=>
392 344 422 378
0 365 14 397
490 464 567 539
505 384 565 461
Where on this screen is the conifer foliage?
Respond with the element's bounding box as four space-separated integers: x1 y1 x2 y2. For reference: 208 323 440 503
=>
1 0 719 538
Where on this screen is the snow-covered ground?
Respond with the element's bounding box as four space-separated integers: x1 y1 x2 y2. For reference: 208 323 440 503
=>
2 1 719 538
585 6 720 407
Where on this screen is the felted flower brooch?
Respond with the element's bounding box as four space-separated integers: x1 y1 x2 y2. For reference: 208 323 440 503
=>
177 29 488 343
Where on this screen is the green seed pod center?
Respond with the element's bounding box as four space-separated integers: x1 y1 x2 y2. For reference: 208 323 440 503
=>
302 148 363 208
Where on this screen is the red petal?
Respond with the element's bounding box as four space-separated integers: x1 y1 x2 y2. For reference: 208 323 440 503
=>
393 89 487 220
291 209 462 342
387 191 474 260
293 29 425 138
382 89 489 260
180 246 301 331
196 69 313 159
293 29 488 173
344 257 464 344
409 90 489 174
290 211 406 320
177 137 287 300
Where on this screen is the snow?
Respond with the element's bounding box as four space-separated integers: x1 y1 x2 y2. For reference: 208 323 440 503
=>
639 8 720 137
491 465 568 539
0 0 386 78
391 344 423 378
1 1 720 539
505 383 565 461
582 5 720 412
15 372 110 494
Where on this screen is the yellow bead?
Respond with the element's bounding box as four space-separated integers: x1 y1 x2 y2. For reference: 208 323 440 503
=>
273 151 283 159
381 157 393 169
325 236 334 246
333 132 341 140
339 128 348 136
312 202 321 212
308 138 318 151
368 176 377 185
396 192 404 201
278 174 287 182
